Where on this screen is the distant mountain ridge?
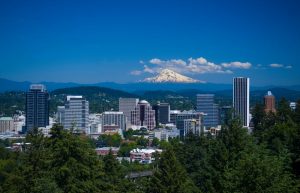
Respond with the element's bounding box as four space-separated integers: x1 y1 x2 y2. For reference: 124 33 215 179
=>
1 78 300 93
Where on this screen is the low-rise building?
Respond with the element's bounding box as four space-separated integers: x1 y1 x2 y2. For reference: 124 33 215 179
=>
95 147 120 156
207 125 222 136
130 148 162 164
153 127 180 141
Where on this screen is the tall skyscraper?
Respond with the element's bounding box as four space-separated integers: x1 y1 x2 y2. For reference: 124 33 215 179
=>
233 77 250 127
196 94 219 128
131 100 156 130
57 96 89 133
152 102 170 126
119 98 139 127
264 91 276 113
25 84 49 132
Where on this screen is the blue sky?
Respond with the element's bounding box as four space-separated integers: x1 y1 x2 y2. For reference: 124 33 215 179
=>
0 0 299 85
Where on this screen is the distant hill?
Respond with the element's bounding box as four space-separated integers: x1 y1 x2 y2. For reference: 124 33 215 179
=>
0 78 31 92
51 86 137 98
2 77 300 93
1 84 300 116
50 86 138 113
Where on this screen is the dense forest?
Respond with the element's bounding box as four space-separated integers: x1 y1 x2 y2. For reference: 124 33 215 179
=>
0 99 299 192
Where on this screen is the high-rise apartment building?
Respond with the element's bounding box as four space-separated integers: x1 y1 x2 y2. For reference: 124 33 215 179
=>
119 98 139 127
196 94 219 128
152 102 170 125
233 77 250 127
102 111 126 131
25 84 49 132
131 100 156 130
264 91 276 113
57 96 89 133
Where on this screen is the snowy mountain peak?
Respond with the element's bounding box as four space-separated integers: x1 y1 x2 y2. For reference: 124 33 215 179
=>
143 69 205 83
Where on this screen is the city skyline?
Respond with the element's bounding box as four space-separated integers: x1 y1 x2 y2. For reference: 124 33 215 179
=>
0 0 299 85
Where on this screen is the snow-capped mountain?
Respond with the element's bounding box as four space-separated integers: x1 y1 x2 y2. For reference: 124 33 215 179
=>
143 69 205 83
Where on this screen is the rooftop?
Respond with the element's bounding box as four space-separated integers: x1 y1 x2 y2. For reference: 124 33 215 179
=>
139 100 149 104
67 96 83 101
130 148 162 154
0 117 13 121
103 111 124 115
30 84 46 91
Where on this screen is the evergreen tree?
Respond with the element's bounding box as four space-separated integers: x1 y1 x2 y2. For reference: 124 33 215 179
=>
252 103 266 132
102 150 123 192
222 145 298 193
49 124 105 193
148 147 199 193
277 97 293 122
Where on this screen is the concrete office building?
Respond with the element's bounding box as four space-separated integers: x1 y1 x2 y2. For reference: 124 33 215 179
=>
152 102 170 125
57 96 89 133
264 91 276 113
119 98 139 127
196 94 219 128
183 118 202 136
233 77 250 127
131 100 156 130
25 84 49 132
170 110 204 137
0 117 14 133
102 111 126 131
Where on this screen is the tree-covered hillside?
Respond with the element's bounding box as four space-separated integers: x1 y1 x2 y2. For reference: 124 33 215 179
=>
1 86 300 116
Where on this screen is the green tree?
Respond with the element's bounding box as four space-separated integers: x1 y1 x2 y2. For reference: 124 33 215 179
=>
101 150 123 192
49 124 105 193
222 145 298 193
136 136 148 148
252 103 266 133
148 147 199 193
277 97 293 122
98 134 122 147
118 142 137 157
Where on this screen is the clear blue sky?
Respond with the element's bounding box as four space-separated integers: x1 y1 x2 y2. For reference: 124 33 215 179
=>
0 0 299 85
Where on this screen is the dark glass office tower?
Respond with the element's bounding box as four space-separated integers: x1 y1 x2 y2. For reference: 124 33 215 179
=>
152 102 170 126
196 94 219 128
25 84 49 132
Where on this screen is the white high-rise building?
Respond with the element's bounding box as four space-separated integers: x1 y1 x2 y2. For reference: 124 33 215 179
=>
57 96 89 133
119 98 139 127
233 77 250 127
102 111 126 131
